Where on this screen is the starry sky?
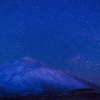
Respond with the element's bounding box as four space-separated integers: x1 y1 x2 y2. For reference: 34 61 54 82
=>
0 0 100 86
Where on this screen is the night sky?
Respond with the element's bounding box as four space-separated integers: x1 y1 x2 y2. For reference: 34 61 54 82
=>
0 0 100 86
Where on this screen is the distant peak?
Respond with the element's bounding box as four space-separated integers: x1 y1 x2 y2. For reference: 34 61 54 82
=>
21 57 37 64
22 57 34 60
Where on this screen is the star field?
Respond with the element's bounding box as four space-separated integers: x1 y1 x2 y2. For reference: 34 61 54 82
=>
0 0 100 86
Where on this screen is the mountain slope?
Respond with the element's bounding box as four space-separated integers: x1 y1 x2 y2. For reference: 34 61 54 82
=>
0 57 99 98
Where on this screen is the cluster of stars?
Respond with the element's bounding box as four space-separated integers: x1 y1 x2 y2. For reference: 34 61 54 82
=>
0 0 100 86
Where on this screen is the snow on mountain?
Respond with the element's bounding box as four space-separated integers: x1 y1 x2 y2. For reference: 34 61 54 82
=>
0 57 99 97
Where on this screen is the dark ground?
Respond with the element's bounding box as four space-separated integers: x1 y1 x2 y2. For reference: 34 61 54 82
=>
0 89 100 100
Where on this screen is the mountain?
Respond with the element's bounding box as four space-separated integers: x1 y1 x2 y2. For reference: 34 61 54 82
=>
0 57 100 99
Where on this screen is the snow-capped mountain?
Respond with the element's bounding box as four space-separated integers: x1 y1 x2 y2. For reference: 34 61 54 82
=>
0 57 99 98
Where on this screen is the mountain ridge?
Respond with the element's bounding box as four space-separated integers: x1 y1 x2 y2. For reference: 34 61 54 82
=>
0 57 100 98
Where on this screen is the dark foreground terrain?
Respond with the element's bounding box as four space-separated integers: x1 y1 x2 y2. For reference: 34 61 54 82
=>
1 89 100 100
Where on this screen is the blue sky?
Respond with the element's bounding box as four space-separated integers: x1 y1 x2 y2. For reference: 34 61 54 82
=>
0 0 100 86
